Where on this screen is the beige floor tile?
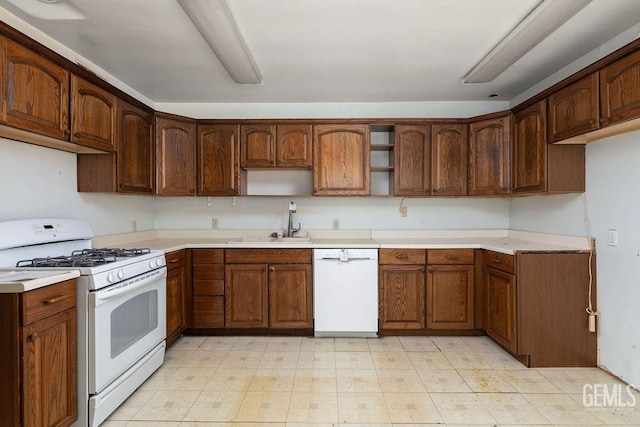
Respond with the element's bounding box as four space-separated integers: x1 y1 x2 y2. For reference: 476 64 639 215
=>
383 392 443 423
266 336 303 352
337 392 391 423
334 338 370 352
181 350 228 368
377 369 427 392
462 336 505 352
182 390 245 422
235 391 292 422
430 336 475 351
337 369 382 392
335 351 375 369
430 392 496 424
106 401 142 421
259 351 300 369
248 368 296 392
163 350 197 368
477 393 551 424
482 350 529 370
179 423 235 427
398 336 439 352
294 368 338 392
286 391 339 423
567 392 640 424
522 393 604 424
170 336 207 351
126 422 182 426
417 369 472 392
501 369 565 393
368 336 404 352
97 421 129 427
371 351 415 370
300 337 335 352
132 406 190 422
198 336 238 351
458 369 517 393
204 367 255 391
231 336 270 351
167 369 216 391
219 350 264 368
537 367 629 394
297 351 336 369
408 351 454 370
442 351 492 369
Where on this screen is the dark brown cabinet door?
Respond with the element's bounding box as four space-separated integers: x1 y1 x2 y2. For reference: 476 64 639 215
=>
431 123 468 196
225 264 268 328
71 75 117 152
155 116 196 196
268 264 312 328
427 265 474 330
548 73 600 142
394 125 431 196
191 249 224 329
166 265 187 346
469 116 511 195
197 124 240 196
276 124 312 168
486 267 517 353
600 50 640 127
117 100 154 194
0 38 69 140
22 309 77 427
241 124 276 168
513 101 547 194
379 265 426 330
313 124 370 195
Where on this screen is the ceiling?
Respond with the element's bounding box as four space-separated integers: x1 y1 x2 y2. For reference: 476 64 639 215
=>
1 0 640 103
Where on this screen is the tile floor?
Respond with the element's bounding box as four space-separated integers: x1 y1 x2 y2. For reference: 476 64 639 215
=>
102 335 640 426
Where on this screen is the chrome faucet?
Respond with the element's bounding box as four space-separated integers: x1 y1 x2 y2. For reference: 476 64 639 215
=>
287 201 301 237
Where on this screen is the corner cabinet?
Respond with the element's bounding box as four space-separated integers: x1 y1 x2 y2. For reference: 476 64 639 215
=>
0 37 70 140
155 115 196 196
431 123 468 196
394 125 431 196
117 99 154 194
313 124 370 195
0 279 77 427
468 115 511 195
197 124 241 196
547 73 600 142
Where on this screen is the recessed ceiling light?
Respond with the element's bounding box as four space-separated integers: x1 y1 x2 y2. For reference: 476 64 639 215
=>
6 0 86 20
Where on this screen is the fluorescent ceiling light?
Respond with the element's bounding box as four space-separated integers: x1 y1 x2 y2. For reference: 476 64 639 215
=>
5 0 86 20
178 0 262 85
463 0 592 84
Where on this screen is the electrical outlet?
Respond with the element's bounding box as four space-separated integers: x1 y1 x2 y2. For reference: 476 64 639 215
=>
212 218 219 229
333 219 340 230
608 229 618 246
131 220 137 232
400 206 408 217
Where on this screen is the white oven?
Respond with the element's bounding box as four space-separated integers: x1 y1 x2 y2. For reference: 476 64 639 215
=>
89 267 166 394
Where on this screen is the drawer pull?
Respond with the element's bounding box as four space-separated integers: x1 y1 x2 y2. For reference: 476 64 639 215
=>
42 295 65 305
169 258 180 264
491 258 503 264
395 254 409 260
445 255 459 260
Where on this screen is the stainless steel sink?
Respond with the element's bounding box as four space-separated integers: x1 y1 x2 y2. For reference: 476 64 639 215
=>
228 236 312 244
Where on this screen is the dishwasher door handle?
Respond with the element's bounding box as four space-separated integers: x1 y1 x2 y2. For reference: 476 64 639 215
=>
320 257 373 261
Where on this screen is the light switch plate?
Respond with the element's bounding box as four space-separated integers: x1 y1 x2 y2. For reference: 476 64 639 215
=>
607 229 618 246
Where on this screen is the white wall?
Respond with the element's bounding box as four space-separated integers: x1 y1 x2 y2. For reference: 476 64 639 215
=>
0 138 155 236
508 130 640 386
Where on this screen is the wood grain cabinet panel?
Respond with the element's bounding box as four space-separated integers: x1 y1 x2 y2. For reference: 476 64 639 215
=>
600 49 640 127
431 123 468 196
117 100 154 194
225 264 269 328
486 266 517 354
468 115 511 195
71 75 117 152
379 265 426 330
427 265 474 330
394 125 431 196
155 115 196 196
241 124 276 168
197 124 240 196
241 124 312 168
0 37 70 140
166 250 187 347
268 264 313 328
191 249 224 329
513 101 547 194
548 74 600 142
276 124 312 167
313 124 370 195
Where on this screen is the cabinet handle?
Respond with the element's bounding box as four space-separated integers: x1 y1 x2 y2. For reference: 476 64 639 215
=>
502 187 509 192
599 117 606 123
395 254 409 260
432 189 438 193
445 255 459 260
169 259 179 264
189 189 195 194
42 295 64 305
29 332 39 341
63 129 70 137
491 258 503 264
74 132 82 138
269 266 275 272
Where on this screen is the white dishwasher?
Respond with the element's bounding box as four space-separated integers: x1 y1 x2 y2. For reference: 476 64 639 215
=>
313 248 378 337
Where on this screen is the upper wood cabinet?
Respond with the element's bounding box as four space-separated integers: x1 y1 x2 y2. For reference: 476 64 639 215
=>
117 99 154 194
600 49 640 127
431 123 468 196
513 101 547 194
71 75 117 152
241 124 312 168
197 124 240 196
394 125 431 196
548 73 600 142
241 124 275 168
276 124 312 168
313 124 370 196
0 37 70 140
468 115 511 196
155 115 196 196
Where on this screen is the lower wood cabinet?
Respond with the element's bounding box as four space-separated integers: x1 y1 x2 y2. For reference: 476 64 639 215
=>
166 250 187 347
225 264 269 328
191 249 225 328
485 266 517 353
0 279 77 427
269 264 313 328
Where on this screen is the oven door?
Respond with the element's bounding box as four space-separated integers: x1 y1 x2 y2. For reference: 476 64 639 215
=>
88 267 167 394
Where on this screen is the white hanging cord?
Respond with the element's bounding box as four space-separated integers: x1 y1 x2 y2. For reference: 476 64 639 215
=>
582 193 598 332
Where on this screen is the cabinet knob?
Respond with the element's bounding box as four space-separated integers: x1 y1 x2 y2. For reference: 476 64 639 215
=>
599 117 606 123
502 187 509 192
269 266 275 272
432 189 437 193
189 189 195 194
29 332 39 341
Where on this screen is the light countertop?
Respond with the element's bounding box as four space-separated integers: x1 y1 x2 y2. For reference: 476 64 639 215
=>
0 270 80 293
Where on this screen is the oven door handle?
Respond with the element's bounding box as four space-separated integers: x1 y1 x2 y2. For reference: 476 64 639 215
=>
92 268 167 306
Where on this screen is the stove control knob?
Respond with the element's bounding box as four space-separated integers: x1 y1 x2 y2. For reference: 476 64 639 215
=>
117 269 125 280
149 260 155 269
155 258 163 268
107 272 115 283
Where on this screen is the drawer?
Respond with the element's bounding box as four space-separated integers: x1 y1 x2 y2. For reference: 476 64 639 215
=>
225 249 311 264
427 249 474 265
193 264 224 296
165 250 185 270
379 249 426 264
193 296 224 328
192 249 224 264
484 250 515 273
193 264 224 281
22 279 76 326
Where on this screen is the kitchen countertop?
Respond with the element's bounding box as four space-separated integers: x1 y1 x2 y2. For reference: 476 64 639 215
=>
0 269 80 293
